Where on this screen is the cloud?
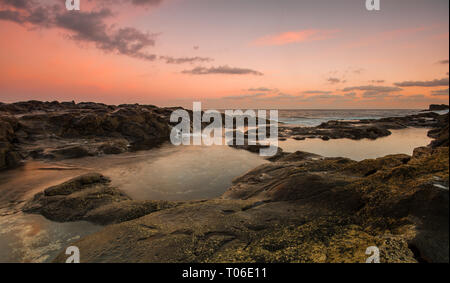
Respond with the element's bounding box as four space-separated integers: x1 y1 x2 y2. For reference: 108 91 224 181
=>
309 94 337 99
129 0 163 6
362 91 394 98
276 93 295 98
0 1 158 61
0 0 210 64
0 9 22 22
438 59 449 64
301 90 332 94
0 0 29 9
182 65 263 76
369 80 385 84
341 85 402 99
55 9 158 61
247 87 276 92
394 78 449 87
342 85 402 92
344 92 357 97
394 94 431 102
159 56 213 64
222 93 268 100
431 88 449 96
252 29 339 46
327 77 341 84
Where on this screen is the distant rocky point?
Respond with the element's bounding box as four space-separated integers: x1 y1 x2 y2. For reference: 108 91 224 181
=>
427 104 449 111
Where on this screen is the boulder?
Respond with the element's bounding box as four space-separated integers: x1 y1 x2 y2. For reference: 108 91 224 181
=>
22 173 178 225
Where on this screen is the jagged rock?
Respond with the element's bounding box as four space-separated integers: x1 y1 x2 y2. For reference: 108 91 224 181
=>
0 116 21 170
0 101 175 166
49 145 92 160
428 113 449 148
428 104 449 111
278 111 446 141
98 140 128 154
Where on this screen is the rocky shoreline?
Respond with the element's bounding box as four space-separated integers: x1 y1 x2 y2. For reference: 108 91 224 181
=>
277 110 445 141
1 101 448 262
27 143 448 263
0 101 179 170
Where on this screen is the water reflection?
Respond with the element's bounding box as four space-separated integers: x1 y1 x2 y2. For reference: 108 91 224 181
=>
278 128 432 161
0 127 433 262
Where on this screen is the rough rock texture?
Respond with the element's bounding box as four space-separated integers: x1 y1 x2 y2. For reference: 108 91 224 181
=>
51 146 448 263
278 111 445 141
428 104 449 111
22 173 177 225
0 101 175 167
428 113 449 148
9 101 449 262
0 116 21 170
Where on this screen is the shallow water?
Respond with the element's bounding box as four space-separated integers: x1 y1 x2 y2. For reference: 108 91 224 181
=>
0 127 433 262
65 143 269 201
279 128 432 161
0 143 267 262
0 212 100 263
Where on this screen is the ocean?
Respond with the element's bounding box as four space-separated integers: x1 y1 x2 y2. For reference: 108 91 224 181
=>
276 109 442 126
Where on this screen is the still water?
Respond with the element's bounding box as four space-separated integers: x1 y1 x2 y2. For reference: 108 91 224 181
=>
0 127 433 262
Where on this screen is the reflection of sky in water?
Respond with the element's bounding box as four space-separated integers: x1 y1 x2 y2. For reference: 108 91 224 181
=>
0 126 434 262
99 143 268 201
279 128 432 161
0 212 100 263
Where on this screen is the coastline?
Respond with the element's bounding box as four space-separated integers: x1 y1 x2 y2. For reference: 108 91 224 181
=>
0 101 448 263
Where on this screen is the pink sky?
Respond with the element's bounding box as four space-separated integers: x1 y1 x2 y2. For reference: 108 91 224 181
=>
0 0 448 109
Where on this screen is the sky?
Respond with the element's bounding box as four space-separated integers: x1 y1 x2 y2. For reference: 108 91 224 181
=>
0 0 448 109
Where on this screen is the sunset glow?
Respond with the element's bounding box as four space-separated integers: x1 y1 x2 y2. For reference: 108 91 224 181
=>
0 0 448 109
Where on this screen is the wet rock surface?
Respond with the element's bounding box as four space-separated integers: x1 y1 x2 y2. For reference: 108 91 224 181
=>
22 173 178 225
278 111 447 141
0 116 22 170
428 113 449 148
47 144 448 263
6 101 449 262
0 101 175 168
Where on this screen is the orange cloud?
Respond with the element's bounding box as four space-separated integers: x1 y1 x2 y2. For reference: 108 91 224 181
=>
252 29 339 46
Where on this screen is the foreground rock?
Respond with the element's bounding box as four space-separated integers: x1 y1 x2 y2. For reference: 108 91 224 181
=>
50 145 448 263
22 173 177 225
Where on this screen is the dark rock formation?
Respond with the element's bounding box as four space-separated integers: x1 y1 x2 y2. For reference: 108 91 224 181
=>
278 111 446 141
49 145 448 263
0 116 21 170
428 104 449 111
22 173 177 225
0 101 177 168
428 113 449 148
8 101 450 262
